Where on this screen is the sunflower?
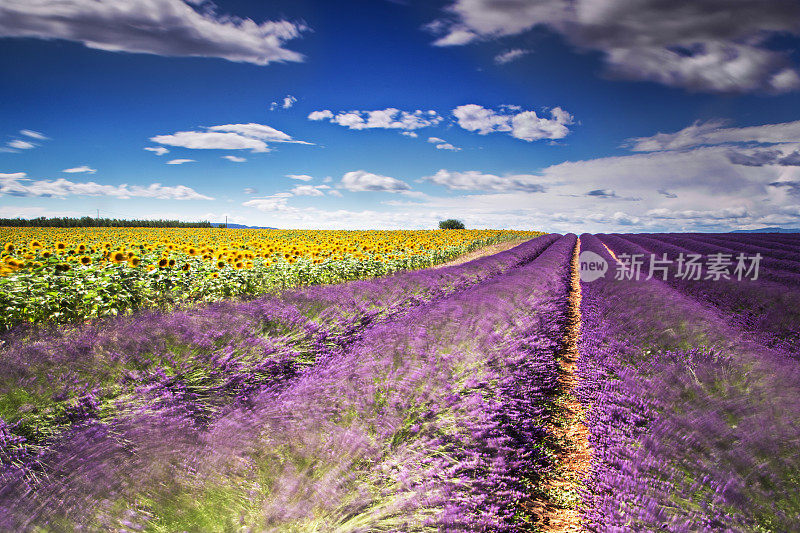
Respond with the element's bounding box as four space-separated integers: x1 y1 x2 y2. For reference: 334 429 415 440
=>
3 243 14 253
41 250 52 258
216 260 226 269
168 258 176 268
211 272 219 278
158 257 168 268
129 256 141 267
111 251 126 263
56 242 67 251
234 261 244 269
80 256 92 266
29 240 42 249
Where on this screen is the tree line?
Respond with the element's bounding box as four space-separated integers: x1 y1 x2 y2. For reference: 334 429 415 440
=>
0 216 212 228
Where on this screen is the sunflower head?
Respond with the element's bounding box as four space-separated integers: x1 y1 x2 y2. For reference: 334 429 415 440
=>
129 256 141 267
158 258 168 268
3 243 14 253
80 255 92 266
112 251 126 263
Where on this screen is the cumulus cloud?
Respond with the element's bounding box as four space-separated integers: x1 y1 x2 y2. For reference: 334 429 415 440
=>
223 155 247 162
427 0 800 93
287 174 314 181
0 172 212 199
340 170 411 192
400 131 418 138
452 104 573 141
494 48 530 65
62 165 96 173
166 158 195 164
422 169 545 192
145 146 169 156
308 108 442 131
0 0 307 66
151 122 309 153
427 136 461 151
290 184 329 197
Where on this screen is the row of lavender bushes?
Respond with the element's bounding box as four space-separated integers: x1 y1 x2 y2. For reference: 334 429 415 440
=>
596 233 800 353
1 234 577 530
576 233 800 531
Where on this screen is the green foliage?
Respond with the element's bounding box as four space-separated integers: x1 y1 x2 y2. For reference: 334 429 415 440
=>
438 219 465 230
0 216 211 228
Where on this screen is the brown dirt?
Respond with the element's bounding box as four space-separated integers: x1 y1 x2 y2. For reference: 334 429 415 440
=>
431 237 530 269
520 238 593 532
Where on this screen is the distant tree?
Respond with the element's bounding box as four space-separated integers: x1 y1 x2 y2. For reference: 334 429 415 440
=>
439 219 465 229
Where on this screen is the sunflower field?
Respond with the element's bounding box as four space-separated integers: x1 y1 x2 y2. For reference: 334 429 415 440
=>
0 227 541 330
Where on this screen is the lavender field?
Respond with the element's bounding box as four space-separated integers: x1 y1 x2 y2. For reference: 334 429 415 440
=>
1 232 799 532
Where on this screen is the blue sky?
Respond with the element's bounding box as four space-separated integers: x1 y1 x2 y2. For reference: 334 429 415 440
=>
2 0 800 232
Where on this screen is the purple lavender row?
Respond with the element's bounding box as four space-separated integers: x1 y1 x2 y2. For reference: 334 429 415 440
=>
660 232 800 270
634 233 800 285
0 234 577 530
598 233 800 353
694 233 800 262
576 233 800 531
704 232 800 250
0 234 561 475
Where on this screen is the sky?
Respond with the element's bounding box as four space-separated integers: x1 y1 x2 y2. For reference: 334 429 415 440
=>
2 0 800 233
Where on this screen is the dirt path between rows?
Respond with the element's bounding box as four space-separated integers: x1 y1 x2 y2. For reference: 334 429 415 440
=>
432 237 531 269
521 238 593 532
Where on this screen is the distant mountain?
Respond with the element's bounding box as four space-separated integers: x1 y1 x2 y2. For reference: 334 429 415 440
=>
211 223 276 229
730 227 800 233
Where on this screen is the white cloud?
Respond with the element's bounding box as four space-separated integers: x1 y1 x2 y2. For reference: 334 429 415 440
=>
0 172 212 200
151 123 309 153
494 48 530 64
422 169 545 192
0 0 308 66
7 139 35 150
627 119 800 152
287 174 314 181
243 187 257 195
308 108 443 131
20 129 47 140
427 0 800 93
308 110 334 121
152 131 270 152
290 184 328 197
452 104 573 141
62 165 96 173
223 155 247 162
243 195 291 211
145 146 169 156
167 158 195 165
270 94 297 111
400 131 418 138
340 170 411 192
427 136 461 151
